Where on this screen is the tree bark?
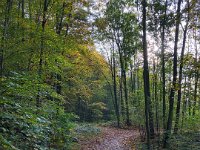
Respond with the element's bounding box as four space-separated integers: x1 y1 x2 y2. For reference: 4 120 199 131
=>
174 4 189 133
123 69 130 125
142 0 154 148
0 0 13 78
161 0 168 130
119 73 125 122
163 0 181 147
193 29 199 116
114 29 130 125
112 43 120 127
153 60 159 134
36 0 48 107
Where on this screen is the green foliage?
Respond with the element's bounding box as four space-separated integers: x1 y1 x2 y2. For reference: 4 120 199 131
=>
88 102 107 120
182 113 200 132
0 0 113 149
0 99 75 149
75 124 101 135
168 132 200 150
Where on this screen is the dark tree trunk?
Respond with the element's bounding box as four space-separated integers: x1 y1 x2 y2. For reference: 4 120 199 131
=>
0 0 13 78
130 62 134 93
56 2 65 34
164 0 181 147
161 0 168 130
54 2 66 96
193 71 199 115
123 69 130 125
114 29 130 125
28 0 32 19
188 75 192 116
153 60 159 134
181 76 187 130
174 6 189 133
142 0 154 148
36 0 48 107
193 29 199 116
21 0 25 18
120 73 125 122
112 48 120 127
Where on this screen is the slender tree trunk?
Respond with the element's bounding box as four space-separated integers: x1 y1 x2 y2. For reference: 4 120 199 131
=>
114 29 130 125
27 0 34 71
54 2 66 95
28 0 32 19
193 29 199 116
161 0 168 130
56 2 65 34
122 47 130 125
21 0 25 42
112 47 120 127
36 0 48 107
142 0 154 148
193 72 199 115
153 60 159 134
181 76 187 131
130 62 134 93
0 0 13 78
123 69 130 125
174 7 189 133
164 0 181 147
120 70 125 122
21 0 25 18
188 75 192 116
136 60 139 106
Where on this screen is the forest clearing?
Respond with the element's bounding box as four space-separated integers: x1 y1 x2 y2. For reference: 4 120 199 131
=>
0 0 200 149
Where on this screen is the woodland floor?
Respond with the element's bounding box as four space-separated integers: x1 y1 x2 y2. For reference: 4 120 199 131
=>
77 126 140 150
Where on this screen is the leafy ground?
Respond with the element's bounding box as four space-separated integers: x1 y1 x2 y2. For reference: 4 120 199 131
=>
73 125 139 150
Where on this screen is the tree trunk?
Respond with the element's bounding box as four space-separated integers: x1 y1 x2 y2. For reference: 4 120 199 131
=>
181 76 187 131
161 0 168 130
0 0 13 78
142 0 154 148
114 29 130 125
188 75 192 116
56 2 65 34
164 0 181 147
54 2 66 96
153 60 159 134
123 69 130 125
112 47 120 127
36 0 48 107
193 29 199 116
174 6 189 133
120 73 125 122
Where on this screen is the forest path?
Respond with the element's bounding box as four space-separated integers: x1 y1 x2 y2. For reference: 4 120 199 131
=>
79 126 140 150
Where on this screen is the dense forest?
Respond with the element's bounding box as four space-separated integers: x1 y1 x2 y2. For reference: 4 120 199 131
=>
0 0 199 149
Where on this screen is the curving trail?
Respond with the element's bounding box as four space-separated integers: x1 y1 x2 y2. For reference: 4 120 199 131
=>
79 127 139 150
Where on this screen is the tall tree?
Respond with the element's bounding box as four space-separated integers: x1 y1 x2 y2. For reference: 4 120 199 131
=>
153 59 159 133
0 0 13 78
193 28 199 116
36 0 49 107
174 0 190 133
142 0 155 148
164 0 182 147
111 38 120 127
161 0 168 129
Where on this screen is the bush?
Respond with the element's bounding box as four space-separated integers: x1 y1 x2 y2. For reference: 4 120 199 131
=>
75 124 101 135
0 99 75 150
168 132 200 150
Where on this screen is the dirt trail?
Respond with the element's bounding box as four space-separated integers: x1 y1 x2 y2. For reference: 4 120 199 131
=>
80 127 139 150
